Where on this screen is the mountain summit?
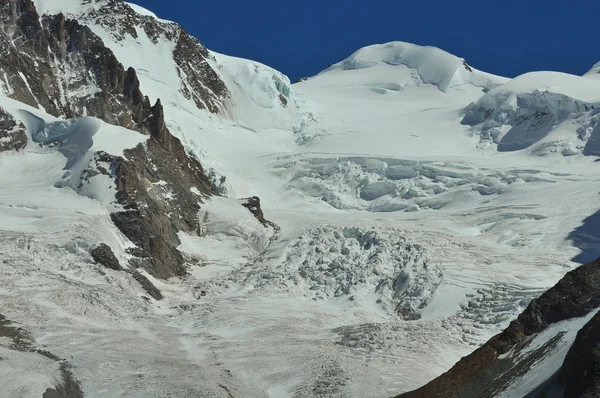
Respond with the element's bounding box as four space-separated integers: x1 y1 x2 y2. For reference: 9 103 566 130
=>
322 41 507 91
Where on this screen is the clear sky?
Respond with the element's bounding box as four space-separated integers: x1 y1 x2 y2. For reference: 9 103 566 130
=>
131 0 600 82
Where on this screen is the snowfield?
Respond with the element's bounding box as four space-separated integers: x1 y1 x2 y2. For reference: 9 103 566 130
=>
2 2 600 397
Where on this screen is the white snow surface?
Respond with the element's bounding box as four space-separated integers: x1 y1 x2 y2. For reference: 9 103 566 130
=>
321 41 508 91
124 1 159 18
3 4 600 395
487 71 600 103
584 61 600 79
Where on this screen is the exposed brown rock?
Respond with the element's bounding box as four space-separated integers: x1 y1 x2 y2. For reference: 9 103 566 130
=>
279 94 288 107
128 270 163 301
35 0 229 114
560 311 600 397
0 313 83 397
241 196 278 230
463 60 473 72
173 26 228 113
397 258 600 398
90 243 121 271
106 98 213 279
0 1 151 127
0 0 223 280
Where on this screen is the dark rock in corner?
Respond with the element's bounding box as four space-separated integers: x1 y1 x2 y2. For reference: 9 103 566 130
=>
0 312 83 397
396 257 600 398
559 310 600 397
90 244 121 271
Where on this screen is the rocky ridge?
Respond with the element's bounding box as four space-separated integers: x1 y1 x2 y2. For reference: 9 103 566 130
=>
33 0 229 113
397 257 600 398
0 0 266 282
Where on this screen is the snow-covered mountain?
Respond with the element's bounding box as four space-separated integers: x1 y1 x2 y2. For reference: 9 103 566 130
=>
584 61 600 79
1 0 600 397
319 41 508 92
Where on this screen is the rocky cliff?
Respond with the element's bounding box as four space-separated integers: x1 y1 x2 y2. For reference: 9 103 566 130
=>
397 258 600 398
0 0 247 281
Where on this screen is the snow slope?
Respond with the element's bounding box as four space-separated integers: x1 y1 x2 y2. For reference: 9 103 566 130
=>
4 2 600 397
498 310 600 398
320 41 508 92
584 61 600 79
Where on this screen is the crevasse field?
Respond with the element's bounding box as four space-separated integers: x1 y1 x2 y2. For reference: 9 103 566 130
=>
2 1 600 397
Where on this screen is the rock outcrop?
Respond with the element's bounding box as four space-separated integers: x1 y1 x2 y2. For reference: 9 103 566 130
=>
559 311 600 397
397 257 600 398
0 106 27 152
38 0 229 114
241 196 279 230
0 0 219 279
0 0 151 126
173 26 228 113
109 99 213 279
90 243 121 271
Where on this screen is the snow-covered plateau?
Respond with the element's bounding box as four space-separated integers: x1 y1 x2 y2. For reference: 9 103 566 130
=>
0 1 600 397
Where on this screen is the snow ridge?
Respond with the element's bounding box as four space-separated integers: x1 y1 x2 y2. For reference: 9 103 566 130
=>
322 41 507 91
584 61 600 79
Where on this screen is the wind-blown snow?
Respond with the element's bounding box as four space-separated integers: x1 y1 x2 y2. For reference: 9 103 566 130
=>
179 196 275 271
0 94 144 263
211 51 307 132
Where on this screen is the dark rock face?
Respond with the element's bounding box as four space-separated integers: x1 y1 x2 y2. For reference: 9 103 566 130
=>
109 99 213 279
0 0 151 127
463 60 473 72
279 94 288 107
241 196 278 230
41 0 229 114
0 313 83 398
397 258 600 398
559 311 600 397
90 244 163 300
173 27 228 113
0 106 27 152
90 243 121 270
129 270 163 301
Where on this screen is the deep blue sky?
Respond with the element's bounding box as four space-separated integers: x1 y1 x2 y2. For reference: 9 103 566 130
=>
133 0 599 82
